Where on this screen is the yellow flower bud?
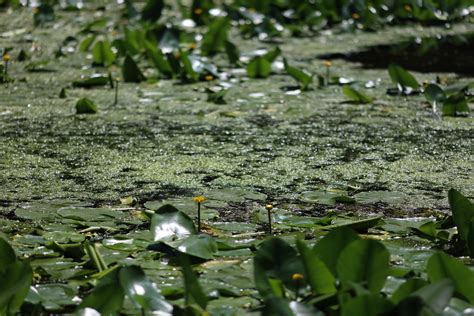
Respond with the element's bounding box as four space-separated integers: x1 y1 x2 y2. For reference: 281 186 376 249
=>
193 196 206 203
265 204 273 211
323 60 332 67
292 273 304 281
2 53 10 62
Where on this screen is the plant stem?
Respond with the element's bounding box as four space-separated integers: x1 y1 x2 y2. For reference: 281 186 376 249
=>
325 66 330 86
267 209 272 234
114 80 119 105
197 202 201 232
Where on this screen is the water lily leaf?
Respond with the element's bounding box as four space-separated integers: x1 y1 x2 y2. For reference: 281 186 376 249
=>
337 239 390 292
263 46 281 64
300 190 353 205
442 92 470 117
92 40 115 67
284 58 313 91
78 269 124 314
57 207 125 222
322 217 383 233
201 17 230 56
424 84 446 105
247 56 271 78
24 284 78 311
427 251 474 304
166 234 218 260
224 40 240 65
0 238 33 315
119 265 173 313
141 0 164 22
353 191 407 205
342 85 372 104
179 254 208 310
150 204 196 242
391 278 429 304
254 237 304 298
341 294 393 316
179 51 198 82
145 41 173 78
388 64 420 92
409 279 454 314
122 55 146 83
72 75 110 88
448 188 474 241
296 239 336 295
206 188 266 203
79 35 96 52
75 98 98 114
313 227 360 275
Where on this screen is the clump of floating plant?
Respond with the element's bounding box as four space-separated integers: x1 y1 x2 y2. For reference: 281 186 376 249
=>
193 195 206 232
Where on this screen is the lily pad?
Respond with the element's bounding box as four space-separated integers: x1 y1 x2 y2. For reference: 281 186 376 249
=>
353 191 407 205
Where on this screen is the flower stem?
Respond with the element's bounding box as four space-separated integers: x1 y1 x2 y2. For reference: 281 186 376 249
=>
114 80 119 105
197 202 201 232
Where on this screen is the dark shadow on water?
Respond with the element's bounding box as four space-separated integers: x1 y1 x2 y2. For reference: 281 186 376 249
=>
318 32 474 76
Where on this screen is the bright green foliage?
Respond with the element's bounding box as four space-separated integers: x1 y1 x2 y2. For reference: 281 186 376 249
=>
122 55 146 83
342 85 372 104
151 204 196 241
247 56 272 78
427 252 474 304
145 41 173 78
388 64 420 92
75 98 98 114
284 58 313 90
179 254 208 311
91 40 116 67
0 238 33 315
201 17 230 56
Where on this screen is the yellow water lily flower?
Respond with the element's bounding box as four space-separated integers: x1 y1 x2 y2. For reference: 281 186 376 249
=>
193 195 206 203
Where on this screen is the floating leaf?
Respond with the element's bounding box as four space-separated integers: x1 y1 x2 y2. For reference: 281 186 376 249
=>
337 239 390 292
353 191 407 205
72 75 110 88
122 55 146 83
442 93 470 117
342 85 372 104
409 279 454 314
391 278 429 304
78 269 124 314
75 98 98 114
284 58 313 91
300 190 353 205
167 234 218 260
263 297 323 316
322 217 383 233
247 56 271 78
424 84 445 105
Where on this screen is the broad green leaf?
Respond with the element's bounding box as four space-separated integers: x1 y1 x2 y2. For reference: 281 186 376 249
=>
57 207 125 221
341 294 393 316
167 234 218 260
179 51 198 82
141 0 164 22
337 239 390 292
92 40 115 67
224 40 240 65
296 239 336 295
427 251 474 303
424 84 445 104
145 41 173 78
313 227 360 275
254 238 304 298
79 35 96 52
448 188 474 241
284 58 313 91
179 254 208 310
388 64 419 91
391 278 428 304
150 204 196 241
122 55 146 83
75 98 98 114
442 93 470 116
263 297 323 316
78 269 124 314
468 218 474 258
353 191 407 205
119 266 173 313
300 190 353 205
410 278 454 314
263 47 281 64
342 85 372 104
201 17 230 56
0 238 16 270
321 217 383 233
247 56 271 79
